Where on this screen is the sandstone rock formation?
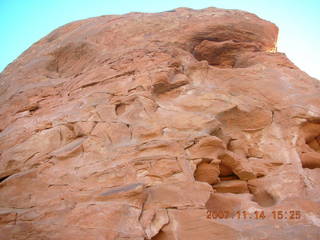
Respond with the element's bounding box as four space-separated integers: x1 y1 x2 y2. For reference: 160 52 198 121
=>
1 7 320 240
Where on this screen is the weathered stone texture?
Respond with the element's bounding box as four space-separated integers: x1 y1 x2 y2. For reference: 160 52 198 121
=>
1 7 320 240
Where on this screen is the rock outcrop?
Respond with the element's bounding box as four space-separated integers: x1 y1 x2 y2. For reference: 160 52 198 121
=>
1 7 320 240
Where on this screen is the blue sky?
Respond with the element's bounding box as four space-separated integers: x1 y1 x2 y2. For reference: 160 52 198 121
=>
1 0 319 79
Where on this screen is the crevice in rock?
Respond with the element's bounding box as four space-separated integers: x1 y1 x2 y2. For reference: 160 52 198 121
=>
211 162 251 194
128 85 145 93
24 152 40 163
300 152 320 169
77 70 136 90
165 206 178 210
218 151 256 180
184 139 197 150
305 134 320 153
0 174 12 183
151 230 166 240
298 122 320 169
219 171 239 181
193 159 220 185
192 156 252 195
99 183 144 198
79 81 101 89
212 179 249 194
152 80 188 95
16 103 39 114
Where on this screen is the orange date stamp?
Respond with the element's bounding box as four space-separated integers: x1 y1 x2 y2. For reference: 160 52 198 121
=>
206 210 301 220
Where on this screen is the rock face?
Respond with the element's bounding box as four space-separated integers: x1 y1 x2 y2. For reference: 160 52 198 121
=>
1 7 320 240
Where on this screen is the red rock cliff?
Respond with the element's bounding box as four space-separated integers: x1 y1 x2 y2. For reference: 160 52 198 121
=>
1 7 320 240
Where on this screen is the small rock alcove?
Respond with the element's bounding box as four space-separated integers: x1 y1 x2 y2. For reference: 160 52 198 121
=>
189 26 273 68
298 121 320 169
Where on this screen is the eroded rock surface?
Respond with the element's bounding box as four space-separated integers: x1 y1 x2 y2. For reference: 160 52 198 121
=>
1 7 320 240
